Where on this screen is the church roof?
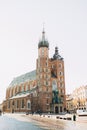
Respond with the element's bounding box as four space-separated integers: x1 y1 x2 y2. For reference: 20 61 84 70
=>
9 70 36 87
38 40 49 48
38 29 49 48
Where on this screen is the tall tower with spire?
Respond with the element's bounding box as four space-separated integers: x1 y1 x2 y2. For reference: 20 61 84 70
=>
36 29 52 112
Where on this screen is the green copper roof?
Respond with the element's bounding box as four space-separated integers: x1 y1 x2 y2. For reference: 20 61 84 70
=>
9 70 36 86
38 30 49 48
38 40 49 48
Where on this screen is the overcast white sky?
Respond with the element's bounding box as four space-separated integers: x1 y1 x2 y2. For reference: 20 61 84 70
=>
0 0 87 103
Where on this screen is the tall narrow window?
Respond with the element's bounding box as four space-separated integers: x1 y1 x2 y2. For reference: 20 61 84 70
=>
8 101 10 108
22 85 24 92
26 85 28 91
21 99 24 108
17 100 19 108
52 80 57 91
27 100 31 110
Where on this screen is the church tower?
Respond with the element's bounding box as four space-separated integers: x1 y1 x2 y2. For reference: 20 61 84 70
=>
36 29 52 113
36 29 66 113
50 47 66 113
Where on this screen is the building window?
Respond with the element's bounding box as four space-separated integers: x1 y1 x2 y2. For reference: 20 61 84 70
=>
46 74 48 79
30 84 32 90
46 62 48 67
46 81 48 86
44 74 46 78
8 101 10 108
44 68 46 72
27 100 31 110
40 74 42 78
52 80 57 91
17 100 19 108
46 68 48 72
21 99 24 108
26 85 28 91
48 69 50 72
48 81 50 86
40 68 42 72
28 103 30 108
60 83 64 87
44 81 46 85
48 75 50 79
22 85 24 92
59 71 63 76
60 77 63 82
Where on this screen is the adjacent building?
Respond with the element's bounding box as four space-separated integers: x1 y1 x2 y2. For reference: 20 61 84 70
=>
3 29 66 114
66 85 87 113
72 85 87 111
66 94 74 113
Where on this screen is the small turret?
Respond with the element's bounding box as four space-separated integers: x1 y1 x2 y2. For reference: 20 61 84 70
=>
53 47 63 60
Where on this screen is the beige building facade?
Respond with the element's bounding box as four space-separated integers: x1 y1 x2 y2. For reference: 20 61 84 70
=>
66 85 87 113
66 94 74 113
72 86 87 111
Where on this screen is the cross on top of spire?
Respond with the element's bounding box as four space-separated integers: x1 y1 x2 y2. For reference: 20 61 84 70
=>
38 25 49 48
42 23 45 41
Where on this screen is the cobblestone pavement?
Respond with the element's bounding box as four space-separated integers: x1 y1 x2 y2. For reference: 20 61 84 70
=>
26 114 87 130
0 114 45 130
1 114 87 130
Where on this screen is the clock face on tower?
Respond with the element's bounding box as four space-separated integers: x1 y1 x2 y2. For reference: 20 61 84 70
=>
52 80 57 91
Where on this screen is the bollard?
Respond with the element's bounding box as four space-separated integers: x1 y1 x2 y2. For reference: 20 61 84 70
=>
73 114 76 121
56 116 59 119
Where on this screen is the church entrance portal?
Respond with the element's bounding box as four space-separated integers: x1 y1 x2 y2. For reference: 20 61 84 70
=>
12 109 14 113
55 106 59 113
60 106 62 112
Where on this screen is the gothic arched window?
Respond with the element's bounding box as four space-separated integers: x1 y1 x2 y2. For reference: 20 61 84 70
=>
52 80 58 91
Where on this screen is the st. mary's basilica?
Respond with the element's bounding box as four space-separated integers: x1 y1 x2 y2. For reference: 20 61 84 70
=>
3 29 66 114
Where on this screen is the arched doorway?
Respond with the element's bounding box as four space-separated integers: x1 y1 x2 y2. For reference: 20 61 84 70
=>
12 109 14 113
55 106 59 113
60 106 62 112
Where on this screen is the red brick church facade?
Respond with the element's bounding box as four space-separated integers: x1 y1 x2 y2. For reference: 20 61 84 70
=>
3 30 66 114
